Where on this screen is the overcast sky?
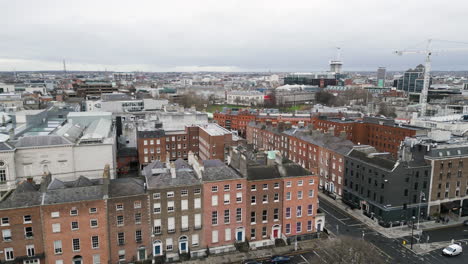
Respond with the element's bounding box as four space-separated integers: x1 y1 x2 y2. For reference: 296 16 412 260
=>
1 0 468 72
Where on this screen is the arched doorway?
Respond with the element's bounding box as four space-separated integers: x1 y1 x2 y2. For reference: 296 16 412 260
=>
272 224 281 239
153 240 163 256
235 227 245 242
316 220 323 232
72 255 83 264
179 236 188 253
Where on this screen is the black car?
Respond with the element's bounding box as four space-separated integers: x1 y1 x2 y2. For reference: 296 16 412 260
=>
464 220 468 226
269 255 291 263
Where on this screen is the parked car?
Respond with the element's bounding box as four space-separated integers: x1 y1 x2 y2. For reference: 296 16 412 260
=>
463 219 468 226
269 255 291 263
442 244 463 256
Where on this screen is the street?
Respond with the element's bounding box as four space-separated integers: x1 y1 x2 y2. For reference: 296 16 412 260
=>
305 197 468 264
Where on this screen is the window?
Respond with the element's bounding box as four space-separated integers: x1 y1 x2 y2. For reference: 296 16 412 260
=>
192 234 199 246
251 228 256 239
286 207 291 218
72 238 80 251
52 223 61 232
92 236 99 249
167 201 175 212
168 217 175 233
2 229 12 241
263 184 268 190
274 208 279 220
153 203 161 214
296 222 302 233
194 214 201 229
194 198 201 209
51 212 60 218
194 188 201 195
298 180 303 186
262 210 268 222
274 182 280 189
212 230 219 243
285 224 291 234
116 204 124 211
135 213 142 224
286 192 291 200
1 217 9 226
89 208 97 214
212 186 218 192
251 184 256 191
25 226 33 238
307 220 313 231
153 193 161 199
308 190 314 198
54 240 62 254
308 204 313 215
262 226 267 237
224 184 230 191
118 232 125 245
167 191 174 198
5 248 14 261
236 208 242 222
181 199 188 210
309 179 315 185
56 260 63 264
274 193 279 202
262 194 268 203
224 194 230 204
212 211 218 225
23 215 32 224
251 195 256 204
26 244 35 257
93 254 101 264
212 195 218 206
0 169 6 183
90 219 98 227
298 191 303 199
154 219 161 234
134 201 142 209
236 183 242 189
286 181 292 187
236 192 242 202
224 209 230 224
71 221 79 230
251 212 256 223
297 206 302 217
225 228 231 241
117 215 124 226
70 209 78 216
181 189 188 196
135 230 142 242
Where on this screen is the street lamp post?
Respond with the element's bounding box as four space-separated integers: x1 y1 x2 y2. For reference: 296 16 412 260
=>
417 191 426 230
411 216 416 249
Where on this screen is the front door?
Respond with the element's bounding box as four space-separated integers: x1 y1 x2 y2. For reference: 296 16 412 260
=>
155 245 161 255
138 248 146 260
237 231 242 241
317 223 321 231
273 229 279 238
180 241 187 251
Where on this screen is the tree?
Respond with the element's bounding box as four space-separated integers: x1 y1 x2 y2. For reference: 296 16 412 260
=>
310 236 385 264
377 102 397 118
315 91 336 106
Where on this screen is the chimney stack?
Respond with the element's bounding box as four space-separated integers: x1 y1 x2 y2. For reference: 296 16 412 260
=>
170 162 176 179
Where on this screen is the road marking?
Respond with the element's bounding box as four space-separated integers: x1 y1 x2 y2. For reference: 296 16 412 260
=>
368 241 393 260
319 207 346 224
347 223 365 227
338 217 350 221
313 250 327 264
300 254 310 264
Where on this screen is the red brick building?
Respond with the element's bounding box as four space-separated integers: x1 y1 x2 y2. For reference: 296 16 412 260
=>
0 181 44 264
108 178 151 263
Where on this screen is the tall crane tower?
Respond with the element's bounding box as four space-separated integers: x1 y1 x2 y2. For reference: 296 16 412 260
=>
395 39 468 117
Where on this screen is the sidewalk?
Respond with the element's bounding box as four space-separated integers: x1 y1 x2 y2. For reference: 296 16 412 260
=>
182 238 326 264
319 193 468 239
403 239 468 255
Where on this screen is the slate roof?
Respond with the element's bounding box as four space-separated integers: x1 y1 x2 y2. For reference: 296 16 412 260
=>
44 185 104 204
144 160 201 189
203 166 242 182
0 142 14 151
203 159 225 168
0 181 42 209
109 178 145 197
15 135 72 148
348 148 396 170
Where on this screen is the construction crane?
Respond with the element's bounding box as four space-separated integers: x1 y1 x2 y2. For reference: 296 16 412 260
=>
394 39 468 117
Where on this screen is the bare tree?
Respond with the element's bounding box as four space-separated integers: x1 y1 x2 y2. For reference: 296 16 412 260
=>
315 91 337 106
377 102 397 118
309 237 385 264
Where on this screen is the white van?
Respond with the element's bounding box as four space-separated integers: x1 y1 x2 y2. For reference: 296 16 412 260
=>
442 244 463 256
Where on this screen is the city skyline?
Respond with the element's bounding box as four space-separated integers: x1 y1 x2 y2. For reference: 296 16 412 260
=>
1 0 468 72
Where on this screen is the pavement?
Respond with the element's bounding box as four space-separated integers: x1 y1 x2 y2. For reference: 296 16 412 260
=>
317 193 468 263
318 193 468 239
